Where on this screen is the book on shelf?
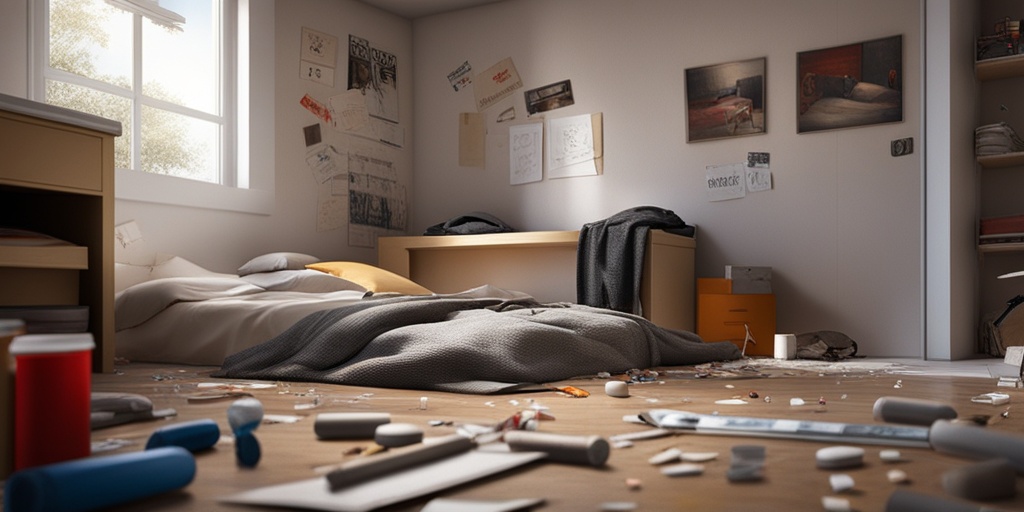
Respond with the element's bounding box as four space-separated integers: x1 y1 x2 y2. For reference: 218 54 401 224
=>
980 233 1024 245
981 214 1024 236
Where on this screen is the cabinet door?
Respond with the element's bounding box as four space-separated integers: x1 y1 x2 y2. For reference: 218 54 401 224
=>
697 294 776 356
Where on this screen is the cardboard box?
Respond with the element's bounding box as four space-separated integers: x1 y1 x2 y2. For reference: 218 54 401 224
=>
725 266 772 294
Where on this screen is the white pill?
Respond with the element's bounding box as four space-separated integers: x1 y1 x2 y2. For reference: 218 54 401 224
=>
374 422 424 447
879 449 902 462
648 447 682 465
822 496 851 512
605 381 630 398
816 446 865 469
660 462 705 476
887 469 909 483
829 473 855 492
680 451 719 462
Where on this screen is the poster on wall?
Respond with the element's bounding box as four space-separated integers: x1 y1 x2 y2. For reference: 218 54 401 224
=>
796 35 903 133
348 35 399 123
346 143 406 247
685 57 766 142
300 27 337 87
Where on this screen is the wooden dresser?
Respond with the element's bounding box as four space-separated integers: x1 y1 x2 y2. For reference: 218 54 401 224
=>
378 229 696 331
697 278 776 356
0 94 121 373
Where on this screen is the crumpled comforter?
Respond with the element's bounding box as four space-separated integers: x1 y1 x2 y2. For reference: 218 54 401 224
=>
214 294 741 394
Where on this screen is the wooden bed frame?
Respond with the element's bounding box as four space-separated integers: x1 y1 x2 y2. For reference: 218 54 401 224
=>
378 229 696 332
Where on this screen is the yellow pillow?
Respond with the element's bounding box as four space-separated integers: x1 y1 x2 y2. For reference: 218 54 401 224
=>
305 261 432 295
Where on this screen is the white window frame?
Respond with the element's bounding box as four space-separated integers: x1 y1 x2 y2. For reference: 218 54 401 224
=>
28 0 273 215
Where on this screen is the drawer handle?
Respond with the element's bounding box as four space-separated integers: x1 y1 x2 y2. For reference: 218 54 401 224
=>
727 308 749 313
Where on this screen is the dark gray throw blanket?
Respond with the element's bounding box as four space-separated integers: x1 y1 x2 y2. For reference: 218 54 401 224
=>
214 295 740 394
576 206 692 315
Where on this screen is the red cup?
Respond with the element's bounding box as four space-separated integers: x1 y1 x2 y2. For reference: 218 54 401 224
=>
10 333 94 470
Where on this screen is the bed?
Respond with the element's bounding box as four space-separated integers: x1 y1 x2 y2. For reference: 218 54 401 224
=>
687 94 755 138
797 73 902 132
114 234 738 393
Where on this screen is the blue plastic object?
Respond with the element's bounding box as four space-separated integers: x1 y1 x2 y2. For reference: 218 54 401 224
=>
3 446 195 512
144 418 221 452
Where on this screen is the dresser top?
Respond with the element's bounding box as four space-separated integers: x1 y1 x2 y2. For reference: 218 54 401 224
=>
0 93 122 136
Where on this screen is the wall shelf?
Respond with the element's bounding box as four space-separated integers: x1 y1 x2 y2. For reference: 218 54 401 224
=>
978 151 1024 169
976 53 1024 81
979 242 1024 254
0 245 88 270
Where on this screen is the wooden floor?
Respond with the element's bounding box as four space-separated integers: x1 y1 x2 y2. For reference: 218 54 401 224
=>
33 360 1024 510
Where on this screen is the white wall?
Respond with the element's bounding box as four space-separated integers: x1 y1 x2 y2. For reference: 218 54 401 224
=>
3 0 977 359
0 0 412 274
412 0 925 357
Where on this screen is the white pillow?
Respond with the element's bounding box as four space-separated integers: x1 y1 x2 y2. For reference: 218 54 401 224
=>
240 269 367 293
237 252 320 276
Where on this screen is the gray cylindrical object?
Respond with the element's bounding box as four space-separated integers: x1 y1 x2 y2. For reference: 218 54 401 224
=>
314 412 390 440
942 459 1017 501
504 431 609 467
929 420 1024 473
885 489 993 512
873 396 957 426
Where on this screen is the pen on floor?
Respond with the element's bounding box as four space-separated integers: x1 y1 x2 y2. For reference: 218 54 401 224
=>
325 434 474 491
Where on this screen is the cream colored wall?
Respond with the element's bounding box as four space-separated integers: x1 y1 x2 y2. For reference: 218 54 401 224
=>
1 0 977 359
411 0 925 357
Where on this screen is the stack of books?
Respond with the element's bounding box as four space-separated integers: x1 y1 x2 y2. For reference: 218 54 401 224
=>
980 214 1024 246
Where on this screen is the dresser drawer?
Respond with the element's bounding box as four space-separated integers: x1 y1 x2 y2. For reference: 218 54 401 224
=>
697 294 776 356
0 114 104 192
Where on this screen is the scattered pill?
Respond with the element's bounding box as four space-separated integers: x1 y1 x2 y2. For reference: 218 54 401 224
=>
790 398 806 406
879 449 902 462
374 422 423 448
816 446 865 469
648 448 682 465
680 451 718 462
661 462 705 477
605 381 630 398
829 474 855 493
822 496 852 512
887 469 909 484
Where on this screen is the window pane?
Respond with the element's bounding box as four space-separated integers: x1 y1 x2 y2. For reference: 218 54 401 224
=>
142 0 219 114
141 105 219 182
45 79 132 170
49 0 132 89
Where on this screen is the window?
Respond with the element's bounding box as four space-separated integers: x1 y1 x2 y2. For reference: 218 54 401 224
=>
31 0 273 213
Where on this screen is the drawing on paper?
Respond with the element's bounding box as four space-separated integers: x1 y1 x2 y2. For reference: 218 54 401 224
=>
348 35 399 123
547 115 595 178
509 123 543 185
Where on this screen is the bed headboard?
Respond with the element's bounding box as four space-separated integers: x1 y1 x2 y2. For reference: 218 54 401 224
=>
378 230 696 331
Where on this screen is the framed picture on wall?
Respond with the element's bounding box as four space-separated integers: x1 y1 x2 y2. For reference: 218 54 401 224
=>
797 35 903 134
684 57 766 142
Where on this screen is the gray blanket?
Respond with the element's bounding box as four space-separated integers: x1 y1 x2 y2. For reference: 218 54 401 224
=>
214 295 741 394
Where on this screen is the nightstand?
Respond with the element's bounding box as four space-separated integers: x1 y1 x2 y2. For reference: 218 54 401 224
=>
697 278 776 356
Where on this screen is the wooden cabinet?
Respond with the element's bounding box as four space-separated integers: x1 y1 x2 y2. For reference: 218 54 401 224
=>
697 278 776 356
0 94 120 373
378 229 696 331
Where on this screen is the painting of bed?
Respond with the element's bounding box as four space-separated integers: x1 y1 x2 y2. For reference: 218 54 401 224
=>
797 35 903 133
685 57 766 142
